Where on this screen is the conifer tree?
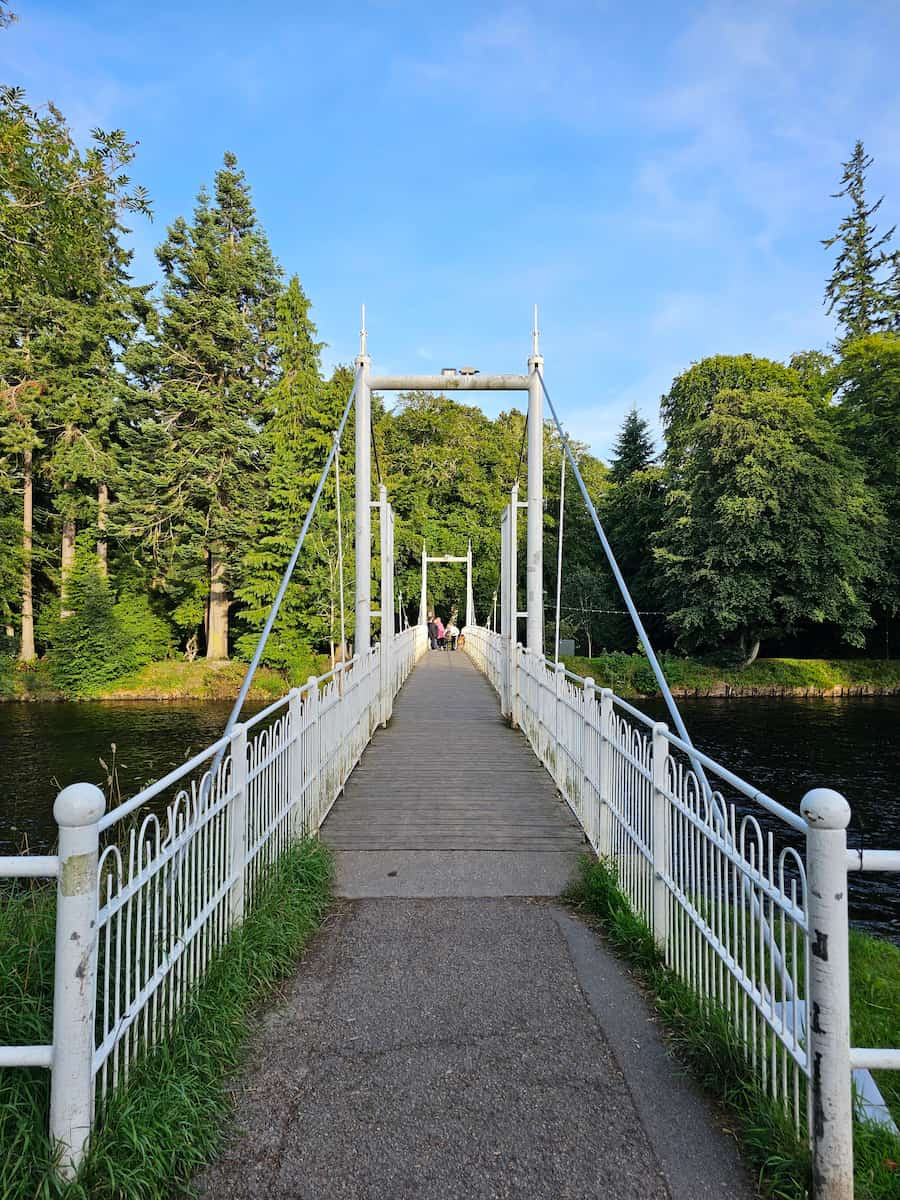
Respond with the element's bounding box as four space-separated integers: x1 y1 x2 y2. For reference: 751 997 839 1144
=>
608 407 655 482
823 141 894 346
0 86 149 658
236 278 353 673
124 153 281 658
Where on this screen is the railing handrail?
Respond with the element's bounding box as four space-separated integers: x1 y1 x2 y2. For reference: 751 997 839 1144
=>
484 630 810 833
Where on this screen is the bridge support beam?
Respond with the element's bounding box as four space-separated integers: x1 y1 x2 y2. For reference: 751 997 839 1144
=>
419 541 428 625
379 484 394 725
500 485 518 721
526 315 544 655
355 318 372 655
465 540 474 629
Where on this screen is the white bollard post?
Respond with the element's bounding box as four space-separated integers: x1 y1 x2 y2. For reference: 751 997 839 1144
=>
801 788 854 1200
228 723 248 928
582 677 596 849
49 782 105 1179
289 687 303 837
598 688 614 858
651 722 671 956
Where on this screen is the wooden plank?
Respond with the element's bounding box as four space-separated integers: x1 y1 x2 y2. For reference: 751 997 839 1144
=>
321 650 585 860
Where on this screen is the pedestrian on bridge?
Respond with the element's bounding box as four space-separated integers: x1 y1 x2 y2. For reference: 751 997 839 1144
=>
446 621 459 650
435 616 445 650
427 617 438 650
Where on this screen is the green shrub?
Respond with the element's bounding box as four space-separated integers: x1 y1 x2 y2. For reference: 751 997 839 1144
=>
112 591 175 667
49 555 130 696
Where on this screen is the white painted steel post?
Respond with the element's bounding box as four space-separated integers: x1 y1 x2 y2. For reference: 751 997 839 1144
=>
306 676 320 829
49 782 105 1179
583 677 596 849
651 722 671 955
598 688 614 857
378 484 392 726
355 316 372 654
228 723 248 927
508 485 519 725
419 540 428 625
499 506 511 717
466 539 474 628
801 788 854 1200
513 642 523 728
289 687 303 836
526 331 544 655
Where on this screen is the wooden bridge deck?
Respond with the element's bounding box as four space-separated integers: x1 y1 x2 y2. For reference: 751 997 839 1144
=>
322 649 586 896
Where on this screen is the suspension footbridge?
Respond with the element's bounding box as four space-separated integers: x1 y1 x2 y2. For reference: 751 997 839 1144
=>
1 312 897 1200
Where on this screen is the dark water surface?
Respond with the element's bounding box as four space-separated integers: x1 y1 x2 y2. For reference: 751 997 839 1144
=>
641 695 899 941
0 695 897 937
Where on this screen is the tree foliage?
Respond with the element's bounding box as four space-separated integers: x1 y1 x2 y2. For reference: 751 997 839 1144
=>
656 387 882 655
122 152 281 658
823 141 896 347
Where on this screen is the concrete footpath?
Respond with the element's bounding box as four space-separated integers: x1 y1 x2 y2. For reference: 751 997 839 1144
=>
196 653 754 1199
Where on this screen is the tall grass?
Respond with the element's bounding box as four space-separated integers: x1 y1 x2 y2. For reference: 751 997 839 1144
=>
566 858 900 1200
0 838 332 1199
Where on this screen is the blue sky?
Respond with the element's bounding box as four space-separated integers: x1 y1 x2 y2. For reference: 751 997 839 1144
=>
3 1 899 458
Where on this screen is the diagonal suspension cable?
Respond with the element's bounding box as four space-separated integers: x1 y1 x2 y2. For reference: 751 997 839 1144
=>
221 368 360 741
536 367 797 999
334 433 347 663
553 445 566 664
534 367 711 797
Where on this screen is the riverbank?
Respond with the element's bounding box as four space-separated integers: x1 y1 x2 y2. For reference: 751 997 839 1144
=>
0 657 330 702
562 653 900 698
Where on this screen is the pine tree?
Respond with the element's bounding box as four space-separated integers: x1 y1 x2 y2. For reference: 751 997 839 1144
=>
823 141 894 346
608 407 655 482
0 87 149 658
123 153 281 659
236 278 353 674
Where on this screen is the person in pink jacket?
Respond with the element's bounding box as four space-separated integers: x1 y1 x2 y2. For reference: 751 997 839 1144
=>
434 616 445 650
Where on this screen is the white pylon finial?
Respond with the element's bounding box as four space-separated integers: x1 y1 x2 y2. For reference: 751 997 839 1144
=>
532 303 540 357
360 303 368 357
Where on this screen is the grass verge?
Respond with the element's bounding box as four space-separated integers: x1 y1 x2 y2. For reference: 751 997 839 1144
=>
565 857 900 1200
0 656 335 702
562 654 900 698
0 838 332 1199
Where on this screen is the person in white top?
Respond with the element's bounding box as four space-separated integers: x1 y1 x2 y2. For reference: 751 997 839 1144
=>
446 622 460 651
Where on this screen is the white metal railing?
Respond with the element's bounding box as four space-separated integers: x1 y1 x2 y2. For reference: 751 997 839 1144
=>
0 624 428 1177
463 625 900 1200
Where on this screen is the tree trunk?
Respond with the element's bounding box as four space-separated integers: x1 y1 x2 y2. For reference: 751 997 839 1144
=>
206 553 229 660
739 635 761 669
97 482 109 577
18 448 36 662
586 630 593 657
60 510 76 619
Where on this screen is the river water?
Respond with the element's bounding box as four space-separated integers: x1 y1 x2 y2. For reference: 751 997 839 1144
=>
0 695 897 938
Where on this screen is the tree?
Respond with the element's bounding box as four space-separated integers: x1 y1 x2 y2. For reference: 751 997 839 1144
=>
237 282 354 674
822 141 895 347
608 407 655 482
655 387 882 662
660 354 801 468
0 87 149 659
123 153 281 658
789 350 836 405
830 333 900 616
